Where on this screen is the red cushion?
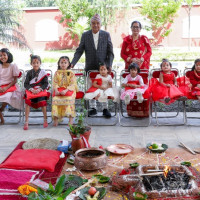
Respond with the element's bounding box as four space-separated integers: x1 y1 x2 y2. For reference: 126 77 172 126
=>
125 81 142 91
185 71 191 78
0 85 17 96
92 78 102 85
86 78 102 93
26 90 49 100
53 87 74 97
76 91 84 99
0 149 61 172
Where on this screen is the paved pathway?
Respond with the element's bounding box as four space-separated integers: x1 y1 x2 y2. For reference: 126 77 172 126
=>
0 114 200 163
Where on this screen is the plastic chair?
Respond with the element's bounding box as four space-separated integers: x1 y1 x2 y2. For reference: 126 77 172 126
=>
150 68 186 126
22 69 53 125
85 70 119 126
0 69 24 124
184 68 200 126
119 69 150 127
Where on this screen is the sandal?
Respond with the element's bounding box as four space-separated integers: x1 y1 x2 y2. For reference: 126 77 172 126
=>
43 120 48 128
23 122 29 130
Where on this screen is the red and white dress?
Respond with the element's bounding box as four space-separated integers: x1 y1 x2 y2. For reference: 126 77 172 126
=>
0 63 22 109
24 69 50 109
120 74 148 101
84 74 118 102
151 72 184 104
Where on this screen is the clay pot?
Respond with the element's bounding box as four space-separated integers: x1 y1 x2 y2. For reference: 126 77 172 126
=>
74 148 107 171
69 127 91 153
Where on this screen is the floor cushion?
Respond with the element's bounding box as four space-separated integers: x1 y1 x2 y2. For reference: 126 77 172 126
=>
0 149 61 172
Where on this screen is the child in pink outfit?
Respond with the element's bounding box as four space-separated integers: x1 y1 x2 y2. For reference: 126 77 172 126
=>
0 48 22 124
121 62 147 105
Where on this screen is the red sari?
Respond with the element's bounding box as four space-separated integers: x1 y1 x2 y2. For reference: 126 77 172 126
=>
121 35 152 70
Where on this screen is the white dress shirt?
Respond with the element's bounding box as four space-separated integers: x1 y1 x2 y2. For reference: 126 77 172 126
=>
92 31 99 50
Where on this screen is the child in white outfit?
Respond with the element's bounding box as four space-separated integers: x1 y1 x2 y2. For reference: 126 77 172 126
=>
84 63 117 118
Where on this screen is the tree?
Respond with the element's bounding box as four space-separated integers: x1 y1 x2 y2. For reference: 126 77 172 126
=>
56 0 130 41
92 0 130 31
140 0 181 46
183 0 200 51
0 0 30 50
56 0 96 40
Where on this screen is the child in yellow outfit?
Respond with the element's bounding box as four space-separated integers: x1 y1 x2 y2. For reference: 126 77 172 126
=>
52 56 78 126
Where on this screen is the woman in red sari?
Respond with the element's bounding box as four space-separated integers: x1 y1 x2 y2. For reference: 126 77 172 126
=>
121 21 152 70
120 21 152 117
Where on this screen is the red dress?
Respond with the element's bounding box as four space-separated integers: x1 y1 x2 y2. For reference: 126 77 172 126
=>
151 72 184 104
121 35 152 70
189 70 200 96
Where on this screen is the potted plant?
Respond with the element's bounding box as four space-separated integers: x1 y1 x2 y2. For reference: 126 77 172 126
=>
68 100 91 152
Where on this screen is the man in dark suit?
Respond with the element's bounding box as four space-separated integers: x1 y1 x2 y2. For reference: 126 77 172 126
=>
71 14 114 73
71 14 114 117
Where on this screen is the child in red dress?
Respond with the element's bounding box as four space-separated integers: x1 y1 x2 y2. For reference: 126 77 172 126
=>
189 58 200 102
151 59 185 104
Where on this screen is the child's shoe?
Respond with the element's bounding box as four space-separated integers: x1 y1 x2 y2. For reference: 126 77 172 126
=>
23 122 28 130
43 120 48 128
137 91 144 103
103 109 111 118
124 94 130 105
164 97 171 103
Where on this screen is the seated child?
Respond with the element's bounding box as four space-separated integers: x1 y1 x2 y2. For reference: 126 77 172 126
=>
189 58 200 102
151 59 186 104
23 55 50 130
0 48 22 124
84 63 118 118
120 62 148 105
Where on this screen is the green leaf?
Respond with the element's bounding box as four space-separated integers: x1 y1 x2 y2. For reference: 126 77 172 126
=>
28 192 39 200
37 187 45 195
181 161 191 167
54 175 66 195
130 162 140 168
61 186 76 198
79 187 106 200
47 182 55 194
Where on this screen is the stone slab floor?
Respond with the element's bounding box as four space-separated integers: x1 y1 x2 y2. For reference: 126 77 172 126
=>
0 113 200 163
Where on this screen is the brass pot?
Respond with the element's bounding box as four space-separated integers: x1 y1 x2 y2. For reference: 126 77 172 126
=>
74 148 107 171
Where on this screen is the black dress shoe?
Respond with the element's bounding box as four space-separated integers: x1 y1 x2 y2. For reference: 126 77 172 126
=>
103 109 111 118
88 108 97 116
